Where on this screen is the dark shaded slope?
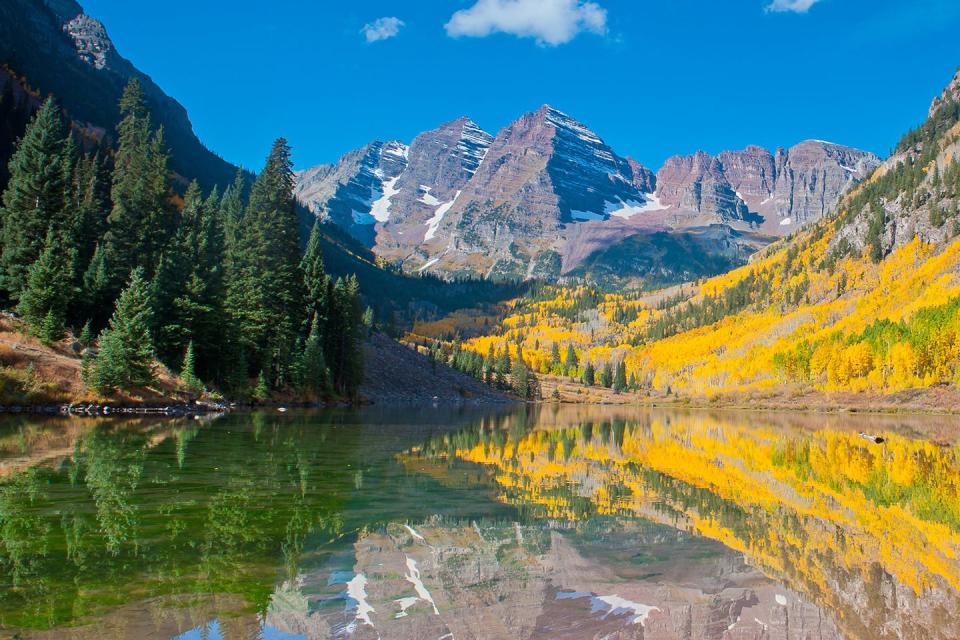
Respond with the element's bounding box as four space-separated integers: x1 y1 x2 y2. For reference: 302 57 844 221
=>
0 0 240 190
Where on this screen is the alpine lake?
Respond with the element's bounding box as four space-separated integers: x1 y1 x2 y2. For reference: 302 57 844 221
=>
1 404 959 639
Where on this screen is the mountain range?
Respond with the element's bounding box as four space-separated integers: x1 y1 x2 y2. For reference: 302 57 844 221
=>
296 105 880 283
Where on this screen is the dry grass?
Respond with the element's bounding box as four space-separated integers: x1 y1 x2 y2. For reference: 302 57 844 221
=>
0 315 189 405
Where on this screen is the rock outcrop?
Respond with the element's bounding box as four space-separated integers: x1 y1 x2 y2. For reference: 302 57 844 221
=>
657 141 881 233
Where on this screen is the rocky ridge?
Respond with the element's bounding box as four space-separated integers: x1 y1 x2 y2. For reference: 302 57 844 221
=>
296 105 879 282
657 141 881 233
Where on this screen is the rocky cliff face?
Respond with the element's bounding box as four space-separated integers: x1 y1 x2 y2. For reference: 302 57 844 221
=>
296 106 878 282
0 0 240 190
929 67 960 118
295 117 496 250
657 141 881 233
294 140 408 245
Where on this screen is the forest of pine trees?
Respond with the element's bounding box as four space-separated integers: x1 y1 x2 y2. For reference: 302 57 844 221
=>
0 80 366 401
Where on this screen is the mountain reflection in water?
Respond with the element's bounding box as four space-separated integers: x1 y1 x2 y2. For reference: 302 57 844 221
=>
0 406 958 639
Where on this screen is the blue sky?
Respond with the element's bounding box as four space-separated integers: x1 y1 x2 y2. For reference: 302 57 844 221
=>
83 0 960 172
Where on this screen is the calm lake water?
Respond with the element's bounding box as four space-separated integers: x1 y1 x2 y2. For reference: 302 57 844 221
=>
1 405 959 639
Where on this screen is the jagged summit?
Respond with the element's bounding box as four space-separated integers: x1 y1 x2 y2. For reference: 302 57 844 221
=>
295 105 878 281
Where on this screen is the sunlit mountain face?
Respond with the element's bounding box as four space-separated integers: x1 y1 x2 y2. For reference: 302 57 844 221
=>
1 408 959 639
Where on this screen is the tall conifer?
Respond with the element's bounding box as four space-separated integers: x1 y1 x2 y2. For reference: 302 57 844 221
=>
0 97 70 299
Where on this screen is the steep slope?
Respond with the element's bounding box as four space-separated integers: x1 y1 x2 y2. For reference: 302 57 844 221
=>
0 0 239 190
419 105 660 279
295 118 495 253
294 140 409 245
453 67 960 403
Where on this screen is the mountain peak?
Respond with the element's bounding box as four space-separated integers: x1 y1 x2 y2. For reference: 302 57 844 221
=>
930 66 960 118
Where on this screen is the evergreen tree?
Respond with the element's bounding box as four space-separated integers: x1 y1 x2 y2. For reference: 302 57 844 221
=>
16 230 73 342
326 275 364 398
150 180 226 377
78 320 94 348
220 170 246 258
362 306 374 333
600 362 613 388
81 243 113 330
64 149 111 324
582 361 595 386
252 369 270 402
226 138 305 388
300 220 327 331
0 97 70 299
550 342 561 368
299 317 329 397
89 268 155 392
512 354 530 398
100 79 174 297
181 340 202 393
564 344 578 377
613 361 628 394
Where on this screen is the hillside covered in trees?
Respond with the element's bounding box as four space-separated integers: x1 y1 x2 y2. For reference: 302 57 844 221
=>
0 80 367 403
415 68 960 407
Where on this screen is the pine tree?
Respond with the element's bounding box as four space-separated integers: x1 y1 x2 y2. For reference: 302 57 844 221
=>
89 268 155 392
64 149 111 325
220 170 246 259
300 317 329 397
600 362 613 388
362 306 374 333
100 80 174 297
16 230 73 341
80 243 113 330
613 361 628 394
226 138 305 387
564 344 578 377
512 354 530 398
301 220 327 331
582 361 595 386
181 340 202 394
327 275 364 398
0 97 70 299
550 342 561 368
78 320 94 348
252 369 270 402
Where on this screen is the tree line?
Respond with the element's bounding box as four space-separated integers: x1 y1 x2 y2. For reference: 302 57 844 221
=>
0 80 366 400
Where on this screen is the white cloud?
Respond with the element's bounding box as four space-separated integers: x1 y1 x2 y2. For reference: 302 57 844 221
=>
765 0 823 13
445 0 607 46
362 16 405 43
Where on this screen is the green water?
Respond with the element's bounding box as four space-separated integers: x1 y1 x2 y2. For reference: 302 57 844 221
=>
0 406 958 639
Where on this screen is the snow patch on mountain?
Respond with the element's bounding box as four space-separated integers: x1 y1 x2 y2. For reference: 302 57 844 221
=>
370 176 400 222
419 186 442 206
425 191 461 241
606 193 669 218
